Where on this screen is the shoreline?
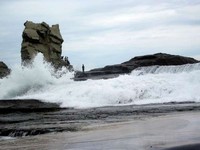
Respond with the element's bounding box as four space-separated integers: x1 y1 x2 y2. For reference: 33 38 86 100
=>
0 98 197 112
0 111 200 150
0 100 200 137
1 100 200 149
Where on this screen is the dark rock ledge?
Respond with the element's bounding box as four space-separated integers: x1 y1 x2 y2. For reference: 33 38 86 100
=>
0 99 61 113
74 53 199 81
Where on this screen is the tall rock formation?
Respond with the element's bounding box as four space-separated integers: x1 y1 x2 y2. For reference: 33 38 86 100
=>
0 61 10 78
21 21 71 69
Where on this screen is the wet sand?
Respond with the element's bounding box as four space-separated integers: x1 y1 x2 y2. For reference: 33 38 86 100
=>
0 111 200 150
1 101 200 137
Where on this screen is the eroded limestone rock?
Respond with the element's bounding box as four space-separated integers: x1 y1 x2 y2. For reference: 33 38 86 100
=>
21 21 71 69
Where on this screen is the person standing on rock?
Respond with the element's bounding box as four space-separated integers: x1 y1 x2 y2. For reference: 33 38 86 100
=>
64 56 70 65
82 64 85 73
64 56 67 62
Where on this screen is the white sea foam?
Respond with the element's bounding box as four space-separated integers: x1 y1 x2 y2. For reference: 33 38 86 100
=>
0 54 200 108
134 63 200 75
0 136 16 141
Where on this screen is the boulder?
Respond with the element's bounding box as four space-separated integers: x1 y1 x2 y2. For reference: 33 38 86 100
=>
74 53 199 80
21 21 72 69
0 61 10 78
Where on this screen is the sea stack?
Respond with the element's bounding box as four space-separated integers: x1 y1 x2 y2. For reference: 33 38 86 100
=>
21 21 71 69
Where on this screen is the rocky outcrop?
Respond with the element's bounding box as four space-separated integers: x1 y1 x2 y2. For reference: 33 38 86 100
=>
121 53 199 70
21 21 72 69
75 53 199 80
0 61 10 78
0 99 60 113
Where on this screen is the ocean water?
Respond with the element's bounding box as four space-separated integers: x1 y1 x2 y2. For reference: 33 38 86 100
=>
0 54 200 108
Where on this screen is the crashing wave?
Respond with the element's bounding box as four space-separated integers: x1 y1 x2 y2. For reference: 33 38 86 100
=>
133 63 200 75
0 55 200 108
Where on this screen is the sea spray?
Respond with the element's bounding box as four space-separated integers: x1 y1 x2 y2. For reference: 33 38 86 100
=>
0 54 73 99
134 63 200 75
0 54 200 108
14 70 200 108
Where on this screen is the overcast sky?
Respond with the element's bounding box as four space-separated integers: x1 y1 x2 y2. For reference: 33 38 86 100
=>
0 0 200 69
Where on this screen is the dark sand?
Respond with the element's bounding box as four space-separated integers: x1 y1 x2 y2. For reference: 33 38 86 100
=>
0 102 200 150
0 112 200 150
